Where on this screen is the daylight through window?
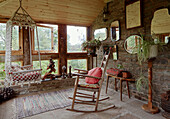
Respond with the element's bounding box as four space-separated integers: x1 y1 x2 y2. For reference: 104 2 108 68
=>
94 28 107 41
34 24 58 52
0 23 19 51
67 26 87 53
67 59 87 72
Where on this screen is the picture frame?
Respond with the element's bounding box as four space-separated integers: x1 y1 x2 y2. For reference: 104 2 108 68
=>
125 0 142 29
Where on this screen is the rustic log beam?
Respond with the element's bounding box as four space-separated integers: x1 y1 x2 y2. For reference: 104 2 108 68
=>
58 24 67 74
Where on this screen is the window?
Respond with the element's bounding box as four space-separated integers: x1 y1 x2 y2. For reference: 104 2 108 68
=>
33 60 58 76
34 24 58 52
0 63 5 78
0 23 19 51
94 28 107 41
67 59 87 72
0 61 21 79
67 26 87 53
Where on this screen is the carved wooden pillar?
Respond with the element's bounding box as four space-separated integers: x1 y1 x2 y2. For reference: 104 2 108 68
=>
58 24 67 74
142 58 159 114
23 27 31 65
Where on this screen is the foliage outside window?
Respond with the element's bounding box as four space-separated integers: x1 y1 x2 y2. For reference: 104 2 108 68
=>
67 59 87 72
67 26 87 53
94 28 107 41
0 23 19 51
33 60 58 76
0 62 21 80
34 24 58 52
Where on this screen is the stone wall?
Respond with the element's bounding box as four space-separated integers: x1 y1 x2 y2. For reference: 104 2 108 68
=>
91 0 170 107
9 78 75 95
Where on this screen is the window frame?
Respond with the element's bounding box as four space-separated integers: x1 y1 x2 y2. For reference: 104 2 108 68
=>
32 24 58 54
0 22 22 56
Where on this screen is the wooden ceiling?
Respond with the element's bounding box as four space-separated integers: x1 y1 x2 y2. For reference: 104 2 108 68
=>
0 0 105 26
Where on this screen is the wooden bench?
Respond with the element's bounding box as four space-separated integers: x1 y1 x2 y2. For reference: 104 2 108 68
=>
105 73 135 101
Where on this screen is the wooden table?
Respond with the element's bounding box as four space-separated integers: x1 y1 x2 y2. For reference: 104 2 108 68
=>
105 73 135 101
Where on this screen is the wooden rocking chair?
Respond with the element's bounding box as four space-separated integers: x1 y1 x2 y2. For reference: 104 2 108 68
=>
67 49 115 112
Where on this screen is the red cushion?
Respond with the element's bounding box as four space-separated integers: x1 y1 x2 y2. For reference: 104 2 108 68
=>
85 67 102 84
106 68 122 76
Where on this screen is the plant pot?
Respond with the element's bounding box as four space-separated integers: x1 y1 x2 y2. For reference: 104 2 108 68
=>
149 45 158 58
87 46 96 55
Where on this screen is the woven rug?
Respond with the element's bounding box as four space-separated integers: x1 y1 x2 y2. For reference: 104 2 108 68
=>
14 88 73 119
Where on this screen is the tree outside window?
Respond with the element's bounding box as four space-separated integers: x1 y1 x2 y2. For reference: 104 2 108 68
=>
67 26 87 53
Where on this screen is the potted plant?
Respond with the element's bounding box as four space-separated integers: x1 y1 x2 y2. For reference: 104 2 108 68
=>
81 39 101 55
135 35 165 65
135 35 164 91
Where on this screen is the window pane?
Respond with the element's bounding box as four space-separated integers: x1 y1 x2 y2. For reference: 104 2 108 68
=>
35 26 52 50
33 60 58 76
53 26 58 52
0 23 19 50
94 28 107 41
12 26 19 50
67 59 87 72
0 63 5 78
0 61 21 79
0 23 6 50
67 26 87 53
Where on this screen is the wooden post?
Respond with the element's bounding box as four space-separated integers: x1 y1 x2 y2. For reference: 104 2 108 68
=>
23 27 31 65
58 24 67 74
142 58 159 114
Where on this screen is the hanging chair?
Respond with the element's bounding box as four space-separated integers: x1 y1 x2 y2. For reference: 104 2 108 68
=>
5 0 42 87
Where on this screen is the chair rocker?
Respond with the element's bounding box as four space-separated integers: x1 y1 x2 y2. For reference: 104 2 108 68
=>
67 50 115 112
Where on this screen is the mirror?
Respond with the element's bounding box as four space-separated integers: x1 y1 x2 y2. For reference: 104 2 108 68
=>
112 45 118 60
124 35 142 54
110 21 120 41
94 28 107 41
151 8 170 44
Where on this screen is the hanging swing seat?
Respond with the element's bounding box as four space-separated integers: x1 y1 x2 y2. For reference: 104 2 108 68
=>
5 0 42 87
9 65 41 84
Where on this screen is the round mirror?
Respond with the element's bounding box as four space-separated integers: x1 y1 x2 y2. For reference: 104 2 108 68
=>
124 35 142 54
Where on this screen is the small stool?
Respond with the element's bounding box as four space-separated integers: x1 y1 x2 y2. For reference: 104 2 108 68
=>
105 73 135 101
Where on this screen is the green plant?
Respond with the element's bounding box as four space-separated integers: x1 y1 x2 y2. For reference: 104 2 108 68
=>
81 39 101 51
117 64 124 69
135 35 164 65
136 74 148 91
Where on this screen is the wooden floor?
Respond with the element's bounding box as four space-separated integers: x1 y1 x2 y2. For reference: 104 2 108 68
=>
0 87 165 119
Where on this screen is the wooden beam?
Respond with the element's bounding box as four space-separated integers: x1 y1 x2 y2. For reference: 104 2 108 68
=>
58 24 67 74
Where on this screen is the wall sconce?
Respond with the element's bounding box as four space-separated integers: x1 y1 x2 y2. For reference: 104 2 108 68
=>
103 3 109 22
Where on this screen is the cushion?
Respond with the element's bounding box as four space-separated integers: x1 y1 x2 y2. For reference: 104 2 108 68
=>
85 67 102 84
106 68 122 76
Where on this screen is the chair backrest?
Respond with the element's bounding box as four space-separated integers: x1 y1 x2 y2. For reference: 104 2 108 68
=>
99 50 111 86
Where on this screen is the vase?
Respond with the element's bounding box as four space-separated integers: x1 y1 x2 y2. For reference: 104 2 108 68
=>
149 45 158 58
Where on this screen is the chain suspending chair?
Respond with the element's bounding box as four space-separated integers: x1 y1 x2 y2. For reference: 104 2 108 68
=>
67 49 115 112
4 0 42 87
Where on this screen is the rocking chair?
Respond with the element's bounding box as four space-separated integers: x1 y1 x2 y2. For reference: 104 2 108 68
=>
67 49 115 112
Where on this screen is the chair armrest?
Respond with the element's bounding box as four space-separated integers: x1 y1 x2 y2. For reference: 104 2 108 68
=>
72 73 101 80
